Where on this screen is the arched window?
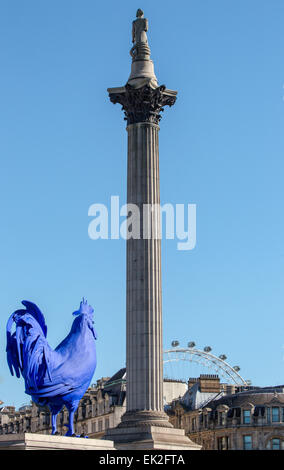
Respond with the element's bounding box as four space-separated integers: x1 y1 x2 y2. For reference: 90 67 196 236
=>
266 438 284 450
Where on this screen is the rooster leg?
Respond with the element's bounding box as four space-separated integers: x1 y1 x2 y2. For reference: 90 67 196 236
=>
49 404 63 435
51 413 58 435
65 401 80 436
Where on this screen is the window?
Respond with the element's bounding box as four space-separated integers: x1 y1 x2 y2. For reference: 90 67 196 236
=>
227 408 234 418
217 436 229 450
272 438 280 450
92 421 96 433
272 407 280 423
43 414 50 426
243 435 252 450
266 438 284 450
243 410 251 424
219 412 226 426
204 415 208 428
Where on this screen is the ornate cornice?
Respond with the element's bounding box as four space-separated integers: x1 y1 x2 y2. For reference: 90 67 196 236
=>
108 84 177 125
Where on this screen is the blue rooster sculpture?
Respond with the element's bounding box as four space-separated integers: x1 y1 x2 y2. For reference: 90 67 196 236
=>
6 298 97 436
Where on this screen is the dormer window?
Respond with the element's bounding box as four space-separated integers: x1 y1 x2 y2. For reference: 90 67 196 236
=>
219 412 226 426
243 409 251 424
204 414 208 427
272 407 280 423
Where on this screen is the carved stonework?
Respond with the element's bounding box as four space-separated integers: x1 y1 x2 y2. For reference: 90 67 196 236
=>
118 410 173 428
108 84 177 125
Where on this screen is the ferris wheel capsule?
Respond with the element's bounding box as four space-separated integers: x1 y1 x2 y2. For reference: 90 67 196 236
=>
163 345 248 386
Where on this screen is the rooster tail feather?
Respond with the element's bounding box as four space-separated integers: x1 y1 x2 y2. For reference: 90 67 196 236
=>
6 312 22 377
21 300 47 337
6 303 51 393
24 335 46 392
15 326 23 369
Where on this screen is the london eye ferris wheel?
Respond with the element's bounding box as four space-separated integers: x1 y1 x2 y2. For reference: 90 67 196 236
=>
163 341 250 386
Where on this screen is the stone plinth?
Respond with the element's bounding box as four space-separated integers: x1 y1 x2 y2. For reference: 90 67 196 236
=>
0 433 115 450
105 425 202 450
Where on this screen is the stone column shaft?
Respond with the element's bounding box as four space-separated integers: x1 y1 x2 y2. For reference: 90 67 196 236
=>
126 122 163 413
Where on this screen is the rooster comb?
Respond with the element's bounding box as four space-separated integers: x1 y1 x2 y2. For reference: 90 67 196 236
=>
72 298 94 316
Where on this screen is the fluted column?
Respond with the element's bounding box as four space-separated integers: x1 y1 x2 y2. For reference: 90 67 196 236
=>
126 122 163 414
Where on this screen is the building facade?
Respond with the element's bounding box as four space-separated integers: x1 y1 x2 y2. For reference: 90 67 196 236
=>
2 371 284 449
168 375 284 450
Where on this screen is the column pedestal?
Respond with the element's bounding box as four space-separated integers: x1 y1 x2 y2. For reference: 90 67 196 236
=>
105 424 201 450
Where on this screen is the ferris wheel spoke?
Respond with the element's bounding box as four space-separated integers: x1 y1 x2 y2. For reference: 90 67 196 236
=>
163 346 248 386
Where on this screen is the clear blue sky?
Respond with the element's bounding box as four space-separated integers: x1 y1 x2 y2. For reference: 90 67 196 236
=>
0 0 284 408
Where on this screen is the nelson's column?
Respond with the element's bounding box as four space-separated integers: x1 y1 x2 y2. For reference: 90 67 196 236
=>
104 10 201 450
